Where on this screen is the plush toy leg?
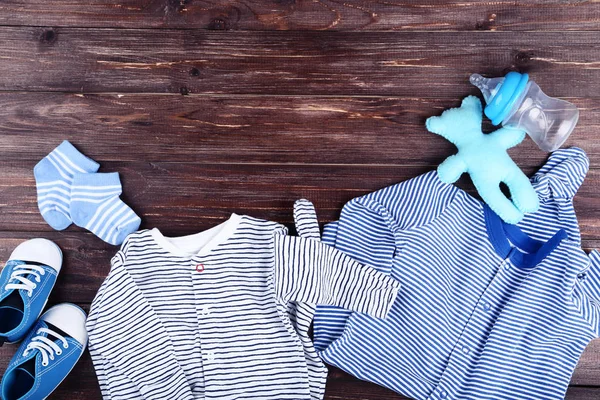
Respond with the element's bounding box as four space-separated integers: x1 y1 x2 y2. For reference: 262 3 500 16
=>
473 178 524 224
437 155 468 184
505 172 540 214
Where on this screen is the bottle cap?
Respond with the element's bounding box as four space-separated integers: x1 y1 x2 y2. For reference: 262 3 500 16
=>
484 72 530 125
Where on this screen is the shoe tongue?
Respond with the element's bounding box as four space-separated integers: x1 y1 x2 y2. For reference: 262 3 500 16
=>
15 358 36 379
0 290 25 311
45 322 70 340
0 291 24 336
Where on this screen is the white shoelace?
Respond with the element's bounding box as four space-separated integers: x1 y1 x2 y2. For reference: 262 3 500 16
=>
22 328 69 367
4 264 46 297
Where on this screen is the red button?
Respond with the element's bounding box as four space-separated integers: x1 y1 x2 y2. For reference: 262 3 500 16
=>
196 264 205 273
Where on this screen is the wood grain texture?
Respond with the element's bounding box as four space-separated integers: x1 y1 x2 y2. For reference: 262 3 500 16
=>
1 1 599 398
0 93 598 165
1 161 598 239
1 231 600 308
0 28 599 96
0 0 599 31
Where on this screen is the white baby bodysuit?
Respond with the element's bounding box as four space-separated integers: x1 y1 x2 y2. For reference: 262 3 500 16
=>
86 213 400 400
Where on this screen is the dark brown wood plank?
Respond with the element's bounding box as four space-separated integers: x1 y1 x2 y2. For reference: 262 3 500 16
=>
1 223 599 302
0 93 598 165
0 28 599 96
0 229 599 304
0 2 598 397
7 229 600 303
0 339 598 400
0 0 599 31
1 162 598 239
2 221 600 302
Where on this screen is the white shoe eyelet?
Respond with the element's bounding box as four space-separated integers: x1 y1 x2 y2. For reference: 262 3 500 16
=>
32 284 37 289
63 344 69 349
42 361 48 367
40 270 45 276
56 350 62 356
27 291 33 298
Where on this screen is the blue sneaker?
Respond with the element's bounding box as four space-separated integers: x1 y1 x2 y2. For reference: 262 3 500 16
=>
1 304 88 400
0 239 62 346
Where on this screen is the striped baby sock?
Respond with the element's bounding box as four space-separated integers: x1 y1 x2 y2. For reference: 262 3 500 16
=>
70 172 141 245
34 141 100 230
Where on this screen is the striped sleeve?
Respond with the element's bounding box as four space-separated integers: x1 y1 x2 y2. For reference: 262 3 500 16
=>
326 170 458 275
574 250 600 337
293 199 321 240
274 233 400 318
313 171 457 350
312 221 352 352
313 198 398 350
86 251 195 400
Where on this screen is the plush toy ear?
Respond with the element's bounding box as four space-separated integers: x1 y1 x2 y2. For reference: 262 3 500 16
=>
458 95 483 127
425 116 446 136
461 95 483 113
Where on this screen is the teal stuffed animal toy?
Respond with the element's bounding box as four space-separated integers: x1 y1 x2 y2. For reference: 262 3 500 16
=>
426 96 539 224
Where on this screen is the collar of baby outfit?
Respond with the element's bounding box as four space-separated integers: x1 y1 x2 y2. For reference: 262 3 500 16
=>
150 213 241 258
484 204 568 269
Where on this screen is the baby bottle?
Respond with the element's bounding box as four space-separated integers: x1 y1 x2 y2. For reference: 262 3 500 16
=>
470 72 579 152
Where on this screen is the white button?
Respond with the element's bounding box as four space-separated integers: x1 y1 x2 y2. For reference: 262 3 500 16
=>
482 302 491 311
439 389 448 399
503 261 510 270
200 305 211 316
206 351 215 361
462 345 470 354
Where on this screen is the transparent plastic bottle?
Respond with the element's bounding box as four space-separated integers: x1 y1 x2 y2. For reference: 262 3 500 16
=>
470 72 579 152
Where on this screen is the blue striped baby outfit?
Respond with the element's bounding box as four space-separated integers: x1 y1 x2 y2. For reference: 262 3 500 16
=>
313 148 597 400
86 214 400 400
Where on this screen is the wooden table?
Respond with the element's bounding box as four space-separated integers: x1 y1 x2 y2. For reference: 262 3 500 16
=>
0 1 598 399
